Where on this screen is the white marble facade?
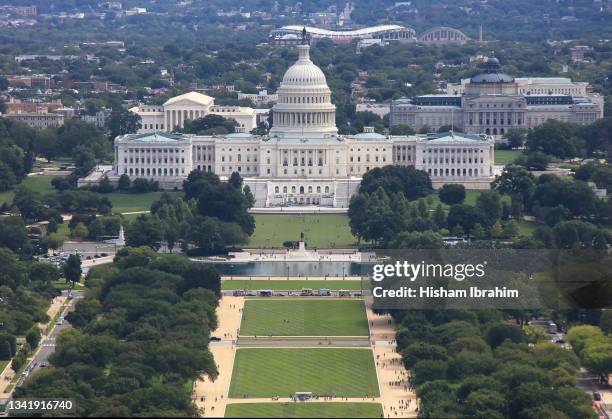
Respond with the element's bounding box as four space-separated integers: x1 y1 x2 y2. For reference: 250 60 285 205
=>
130 92 257 133
103 40 494 208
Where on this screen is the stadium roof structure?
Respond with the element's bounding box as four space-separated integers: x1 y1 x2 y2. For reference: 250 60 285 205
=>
273 24 415 39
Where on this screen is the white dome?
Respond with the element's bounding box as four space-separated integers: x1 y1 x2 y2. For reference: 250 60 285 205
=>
270 42 338 139
281 44 327 86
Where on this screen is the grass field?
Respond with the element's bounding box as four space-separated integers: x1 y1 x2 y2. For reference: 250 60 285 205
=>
222 279 368 291
107 191 182 214
494 149 523 165
240 299 369 336
0 175 181 215
229 348 379 398
225 403 384 418
517 219 540 237
249 214 356 248
0 175 57 205
427 190 511 210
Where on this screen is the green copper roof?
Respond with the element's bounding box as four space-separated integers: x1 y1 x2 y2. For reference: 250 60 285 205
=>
424 132 486 142
352 132 386 140
127 132 184 142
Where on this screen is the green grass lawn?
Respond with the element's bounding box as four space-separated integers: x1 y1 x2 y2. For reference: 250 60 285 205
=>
517 219 540 237
222 279 367 291
427 190 510 210
225 403 383 418
0 175 58 205
229 348 379 398
106 191 182 213
240 299 369 336
249 214 356 248
494 149 523 165
0 176 179 215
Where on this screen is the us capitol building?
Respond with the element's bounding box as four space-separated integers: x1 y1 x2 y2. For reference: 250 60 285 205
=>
83 37 494 208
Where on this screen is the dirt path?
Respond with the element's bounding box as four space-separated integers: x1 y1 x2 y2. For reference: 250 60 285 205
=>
193 296 244 417
366 302 418 418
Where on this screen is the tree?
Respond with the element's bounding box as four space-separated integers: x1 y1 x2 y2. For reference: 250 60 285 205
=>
438 184 466 205
470 223 486 239
390 124 415 135
391 230 444 249
418 125 432 134
402 342 448 368
486 323 524 348
125 215 164 250
118 174 131 192
348 193 368 242
476 190 502 226
182 114 237 135
63 254 81 285
411 360 448 386
447 204 487 233
107 107 142 139
0 217 30 253
490 220 503 238
25 327 41 349
47 217 59 233
433 204 446 229
492 165 536 208
516 151 551 170
12 186 45 220
502 220 519 238
74 146 97 177
360 166 432 200
0 334 16 359
504 128 527 148
526 120 582 159
71 222 88 239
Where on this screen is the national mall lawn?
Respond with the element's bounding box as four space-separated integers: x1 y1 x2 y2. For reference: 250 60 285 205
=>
229 348 379 398
225 403 384 418
239 299 369 336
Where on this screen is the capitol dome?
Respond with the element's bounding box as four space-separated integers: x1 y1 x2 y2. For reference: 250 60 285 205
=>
270 34 338 139
281 46 328 86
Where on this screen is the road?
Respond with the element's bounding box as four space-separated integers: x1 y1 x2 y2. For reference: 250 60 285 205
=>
15 290 84 388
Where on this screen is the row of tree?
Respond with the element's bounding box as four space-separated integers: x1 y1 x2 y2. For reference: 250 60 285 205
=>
15 247 221 416
125 171 255 254
392 309 595 418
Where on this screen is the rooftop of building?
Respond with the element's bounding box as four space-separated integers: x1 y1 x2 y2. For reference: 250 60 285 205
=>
276 24 412 37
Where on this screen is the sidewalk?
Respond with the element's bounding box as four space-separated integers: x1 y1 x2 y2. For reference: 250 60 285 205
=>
193 296 245 418
366 302 418 418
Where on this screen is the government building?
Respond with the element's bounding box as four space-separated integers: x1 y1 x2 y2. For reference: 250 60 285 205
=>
129 92 257 133
390 57 604 136
82 36 494 208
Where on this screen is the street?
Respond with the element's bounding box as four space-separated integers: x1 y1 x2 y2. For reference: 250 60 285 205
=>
15 290 84 388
